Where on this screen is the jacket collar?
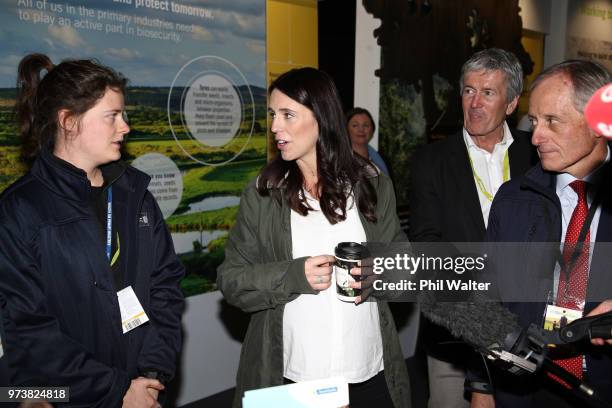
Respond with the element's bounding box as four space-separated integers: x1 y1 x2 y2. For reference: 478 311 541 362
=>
520 163 558 203
508 128 537 177
31 149 129 203
521 144 612 204
449 132 487 235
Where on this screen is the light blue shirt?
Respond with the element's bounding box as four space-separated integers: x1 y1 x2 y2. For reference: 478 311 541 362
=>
367 145 389 176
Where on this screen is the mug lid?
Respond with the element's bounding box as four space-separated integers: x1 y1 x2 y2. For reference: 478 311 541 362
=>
335 242 370 259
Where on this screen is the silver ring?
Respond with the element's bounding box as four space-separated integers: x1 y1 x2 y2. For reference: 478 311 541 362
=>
317 276 323 284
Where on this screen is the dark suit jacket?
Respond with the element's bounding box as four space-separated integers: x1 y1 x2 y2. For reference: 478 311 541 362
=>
408 128 538 367
409 128 538 243
484 160 612 407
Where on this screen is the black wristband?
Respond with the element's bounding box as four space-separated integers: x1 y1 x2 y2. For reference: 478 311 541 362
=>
465 379 492 394
140 369 171 385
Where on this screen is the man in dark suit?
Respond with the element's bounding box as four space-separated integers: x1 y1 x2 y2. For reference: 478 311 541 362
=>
409 48 538 408
476 60 612 407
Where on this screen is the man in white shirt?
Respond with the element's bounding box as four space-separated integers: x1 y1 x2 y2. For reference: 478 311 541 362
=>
410 48 537 408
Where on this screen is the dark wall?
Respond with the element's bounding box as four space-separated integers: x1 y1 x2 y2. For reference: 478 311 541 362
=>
318 0 356 112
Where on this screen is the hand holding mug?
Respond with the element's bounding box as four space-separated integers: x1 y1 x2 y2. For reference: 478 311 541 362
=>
305 255 335 291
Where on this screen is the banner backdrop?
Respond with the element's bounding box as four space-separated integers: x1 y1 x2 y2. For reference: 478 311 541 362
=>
0 0 267 298
566 0 612 72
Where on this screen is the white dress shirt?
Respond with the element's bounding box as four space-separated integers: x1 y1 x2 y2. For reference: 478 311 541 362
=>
463 122 514 227
283 193 384 383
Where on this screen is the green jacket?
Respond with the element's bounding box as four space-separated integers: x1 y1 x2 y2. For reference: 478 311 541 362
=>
217 173 412 407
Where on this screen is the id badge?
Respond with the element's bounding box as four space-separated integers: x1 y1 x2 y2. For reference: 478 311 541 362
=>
543 304 582 331
117 286 150 334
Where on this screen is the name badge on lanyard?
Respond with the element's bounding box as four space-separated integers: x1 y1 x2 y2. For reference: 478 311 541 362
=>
543 303 582 331
118 286 150 334
107 187 147 333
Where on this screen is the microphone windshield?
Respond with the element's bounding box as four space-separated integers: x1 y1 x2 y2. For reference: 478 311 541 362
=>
418 291 521 350
584 83 612 138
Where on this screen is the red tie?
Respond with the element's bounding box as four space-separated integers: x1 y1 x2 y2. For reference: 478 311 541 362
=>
552 180 590 384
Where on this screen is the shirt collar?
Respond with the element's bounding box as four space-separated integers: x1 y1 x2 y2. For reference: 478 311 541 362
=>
556 145 611 194
463 121 514 152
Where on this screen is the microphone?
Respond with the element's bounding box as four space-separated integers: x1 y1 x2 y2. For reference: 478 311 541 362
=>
417 291 543 375
417 290 522 351
418 293 611 406
584 83 612 138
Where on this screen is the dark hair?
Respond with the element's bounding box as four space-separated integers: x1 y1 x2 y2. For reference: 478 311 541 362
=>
460 48 523 102
258 68 377 224
530 59 611 113
346 107 375 133
15 53 127 161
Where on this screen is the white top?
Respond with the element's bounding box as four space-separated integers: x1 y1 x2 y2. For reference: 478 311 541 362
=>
283 193 384 383
552 146 610 301
463 122 514 227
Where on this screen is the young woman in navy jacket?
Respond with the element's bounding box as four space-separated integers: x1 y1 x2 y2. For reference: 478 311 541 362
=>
0 54 185 407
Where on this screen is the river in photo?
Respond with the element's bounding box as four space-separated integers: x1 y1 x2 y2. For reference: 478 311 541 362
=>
172 230 226 254
185 195 240 214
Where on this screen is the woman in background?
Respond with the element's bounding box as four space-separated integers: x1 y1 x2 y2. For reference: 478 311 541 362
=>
346 107 390 175
218 68 410 407
0 54 184 407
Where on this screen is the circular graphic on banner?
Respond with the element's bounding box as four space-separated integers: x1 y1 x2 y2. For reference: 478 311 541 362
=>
132 153 183 219
167 55 255 166
183 73 242 147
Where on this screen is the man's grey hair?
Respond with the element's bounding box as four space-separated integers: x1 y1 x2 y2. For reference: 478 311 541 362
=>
460 48 524 103
530 59 611 113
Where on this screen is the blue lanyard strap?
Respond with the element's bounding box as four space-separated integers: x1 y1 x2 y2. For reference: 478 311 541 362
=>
106 186 113 261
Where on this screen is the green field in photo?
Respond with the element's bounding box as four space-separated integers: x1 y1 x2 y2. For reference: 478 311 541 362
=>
0 87 268 297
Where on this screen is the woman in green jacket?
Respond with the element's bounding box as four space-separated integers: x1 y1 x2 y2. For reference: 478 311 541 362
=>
217 68 411 407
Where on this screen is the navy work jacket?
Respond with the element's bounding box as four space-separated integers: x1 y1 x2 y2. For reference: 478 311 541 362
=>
484 160 612 406
0 150 185 407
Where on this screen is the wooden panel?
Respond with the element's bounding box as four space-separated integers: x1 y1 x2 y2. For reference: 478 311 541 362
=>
266 0 318 159
518 29 546 119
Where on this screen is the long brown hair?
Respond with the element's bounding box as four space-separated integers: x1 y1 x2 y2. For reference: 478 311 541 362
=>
15 53 127 162
258 68 378 224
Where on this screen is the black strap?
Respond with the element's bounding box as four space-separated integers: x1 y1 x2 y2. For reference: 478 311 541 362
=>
557 184 602 296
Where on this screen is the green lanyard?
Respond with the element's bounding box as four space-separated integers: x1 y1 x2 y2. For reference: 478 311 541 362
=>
468 149 510 202
111 233 120 267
